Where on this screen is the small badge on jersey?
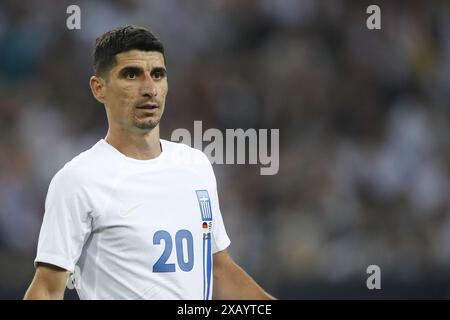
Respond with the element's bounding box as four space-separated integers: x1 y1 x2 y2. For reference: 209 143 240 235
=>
196 190 213 222
202 221 212 233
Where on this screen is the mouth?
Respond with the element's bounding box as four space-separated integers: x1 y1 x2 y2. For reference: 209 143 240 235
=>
136 103 159 110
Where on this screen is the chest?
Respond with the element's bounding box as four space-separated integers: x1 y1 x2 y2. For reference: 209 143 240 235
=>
90 168 214 254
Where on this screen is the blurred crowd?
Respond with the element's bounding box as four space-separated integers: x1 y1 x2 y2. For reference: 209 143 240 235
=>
1 0 449 298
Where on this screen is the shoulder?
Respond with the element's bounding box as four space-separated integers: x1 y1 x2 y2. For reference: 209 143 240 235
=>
48 141 106 195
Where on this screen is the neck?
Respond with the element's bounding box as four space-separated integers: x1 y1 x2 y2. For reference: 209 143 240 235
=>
105 124 162 160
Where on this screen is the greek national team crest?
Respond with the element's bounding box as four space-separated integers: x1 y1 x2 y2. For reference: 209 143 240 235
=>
196 190 213 300
196 190 213 221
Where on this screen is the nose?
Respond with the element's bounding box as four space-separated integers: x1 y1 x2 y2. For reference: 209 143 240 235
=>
140 71 157 97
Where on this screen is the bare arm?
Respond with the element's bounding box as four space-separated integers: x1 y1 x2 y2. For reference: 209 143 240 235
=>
213 249 276 300
24 263 69 300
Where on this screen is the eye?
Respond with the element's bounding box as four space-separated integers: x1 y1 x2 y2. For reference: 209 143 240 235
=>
125 72 137 80
152 69 166 80
153 71 162 80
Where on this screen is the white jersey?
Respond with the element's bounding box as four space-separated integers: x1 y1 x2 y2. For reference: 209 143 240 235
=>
35 139 230 300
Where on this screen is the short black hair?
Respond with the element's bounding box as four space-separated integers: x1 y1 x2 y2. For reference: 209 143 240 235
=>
93 25 165 77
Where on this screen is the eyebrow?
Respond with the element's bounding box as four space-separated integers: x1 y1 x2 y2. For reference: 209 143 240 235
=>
151 67 167 76
118 65 167 77
118 66 143 77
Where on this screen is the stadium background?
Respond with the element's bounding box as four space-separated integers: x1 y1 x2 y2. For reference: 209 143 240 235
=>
1 0 449 299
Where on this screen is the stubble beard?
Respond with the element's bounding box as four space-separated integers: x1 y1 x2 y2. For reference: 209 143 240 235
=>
133 115 161 131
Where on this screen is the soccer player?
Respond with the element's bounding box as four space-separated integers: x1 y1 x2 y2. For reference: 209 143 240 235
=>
24 25 274 300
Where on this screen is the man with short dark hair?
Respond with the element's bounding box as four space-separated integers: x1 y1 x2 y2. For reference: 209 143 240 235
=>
24 25 274 300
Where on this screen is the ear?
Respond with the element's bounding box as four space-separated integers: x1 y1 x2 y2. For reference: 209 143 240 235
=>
89 75 107 104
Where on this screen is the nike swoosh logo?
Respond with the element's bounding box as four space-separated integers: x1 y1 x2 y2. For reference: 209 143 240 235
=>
119 204 142 217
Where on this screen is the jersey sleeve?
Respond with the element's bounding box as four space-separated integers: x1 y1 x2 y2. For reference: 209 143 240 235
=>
34 167 93 273
203 157 231 254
